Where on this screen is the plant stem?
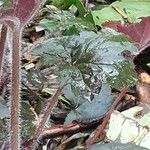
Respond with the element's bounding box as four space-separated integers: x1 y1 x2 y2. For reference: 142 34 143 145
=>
31 87 63 149
0 24 7 75
85 86 129 147
10 28 21 150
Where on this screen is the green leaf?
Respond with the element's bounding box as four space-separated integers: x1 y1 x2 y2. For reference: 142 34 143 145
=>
71 0 85 17
65 83 113 123
63 25 79 36
107 61 137 88
89 7 122 26
39 19 59 32
51 0 85 17
38 8 95 34
90 0 150 26
51 0 63 7
32 29 138 101
0 0 13 11
113 0 150 22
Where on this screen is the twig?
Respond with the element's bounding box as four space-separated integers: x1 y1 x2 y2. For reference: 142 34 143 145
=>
22 116 104 149
39 117 103 140
85 85 129 147
31 87 63 149
111 5 131 23
30 107 40 125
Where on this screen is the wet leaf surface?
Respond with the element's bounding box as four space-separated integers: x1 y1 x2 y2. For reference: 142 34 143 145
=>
64 83 113 123
32 29 138 99
31 29 138 125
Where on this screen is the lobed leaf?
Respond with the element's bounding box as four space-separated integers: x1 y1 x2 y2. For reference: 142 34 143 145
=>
32 29 138 102
38 7 95 35
103 16 150 49
65 83 113 123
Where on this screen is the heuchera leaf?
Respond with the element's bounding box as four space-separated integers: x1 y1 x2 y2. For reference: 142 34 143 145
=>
103 17 150 50
118 17 150 50
0 0 40 27
32 30 137 99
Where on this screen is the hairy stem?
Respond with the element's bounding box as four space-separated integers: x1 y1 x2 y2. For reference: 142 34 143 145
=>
0 24 7 75
31 87 63 149
10 28 21 150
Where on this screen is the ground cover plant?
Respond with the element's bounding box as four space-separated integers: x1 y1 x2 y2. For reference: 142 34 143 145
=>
0 0 150 150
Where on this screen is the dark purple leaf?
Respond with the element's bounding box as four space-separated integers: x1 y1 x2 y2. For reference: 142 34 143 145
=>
103 17 150 50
